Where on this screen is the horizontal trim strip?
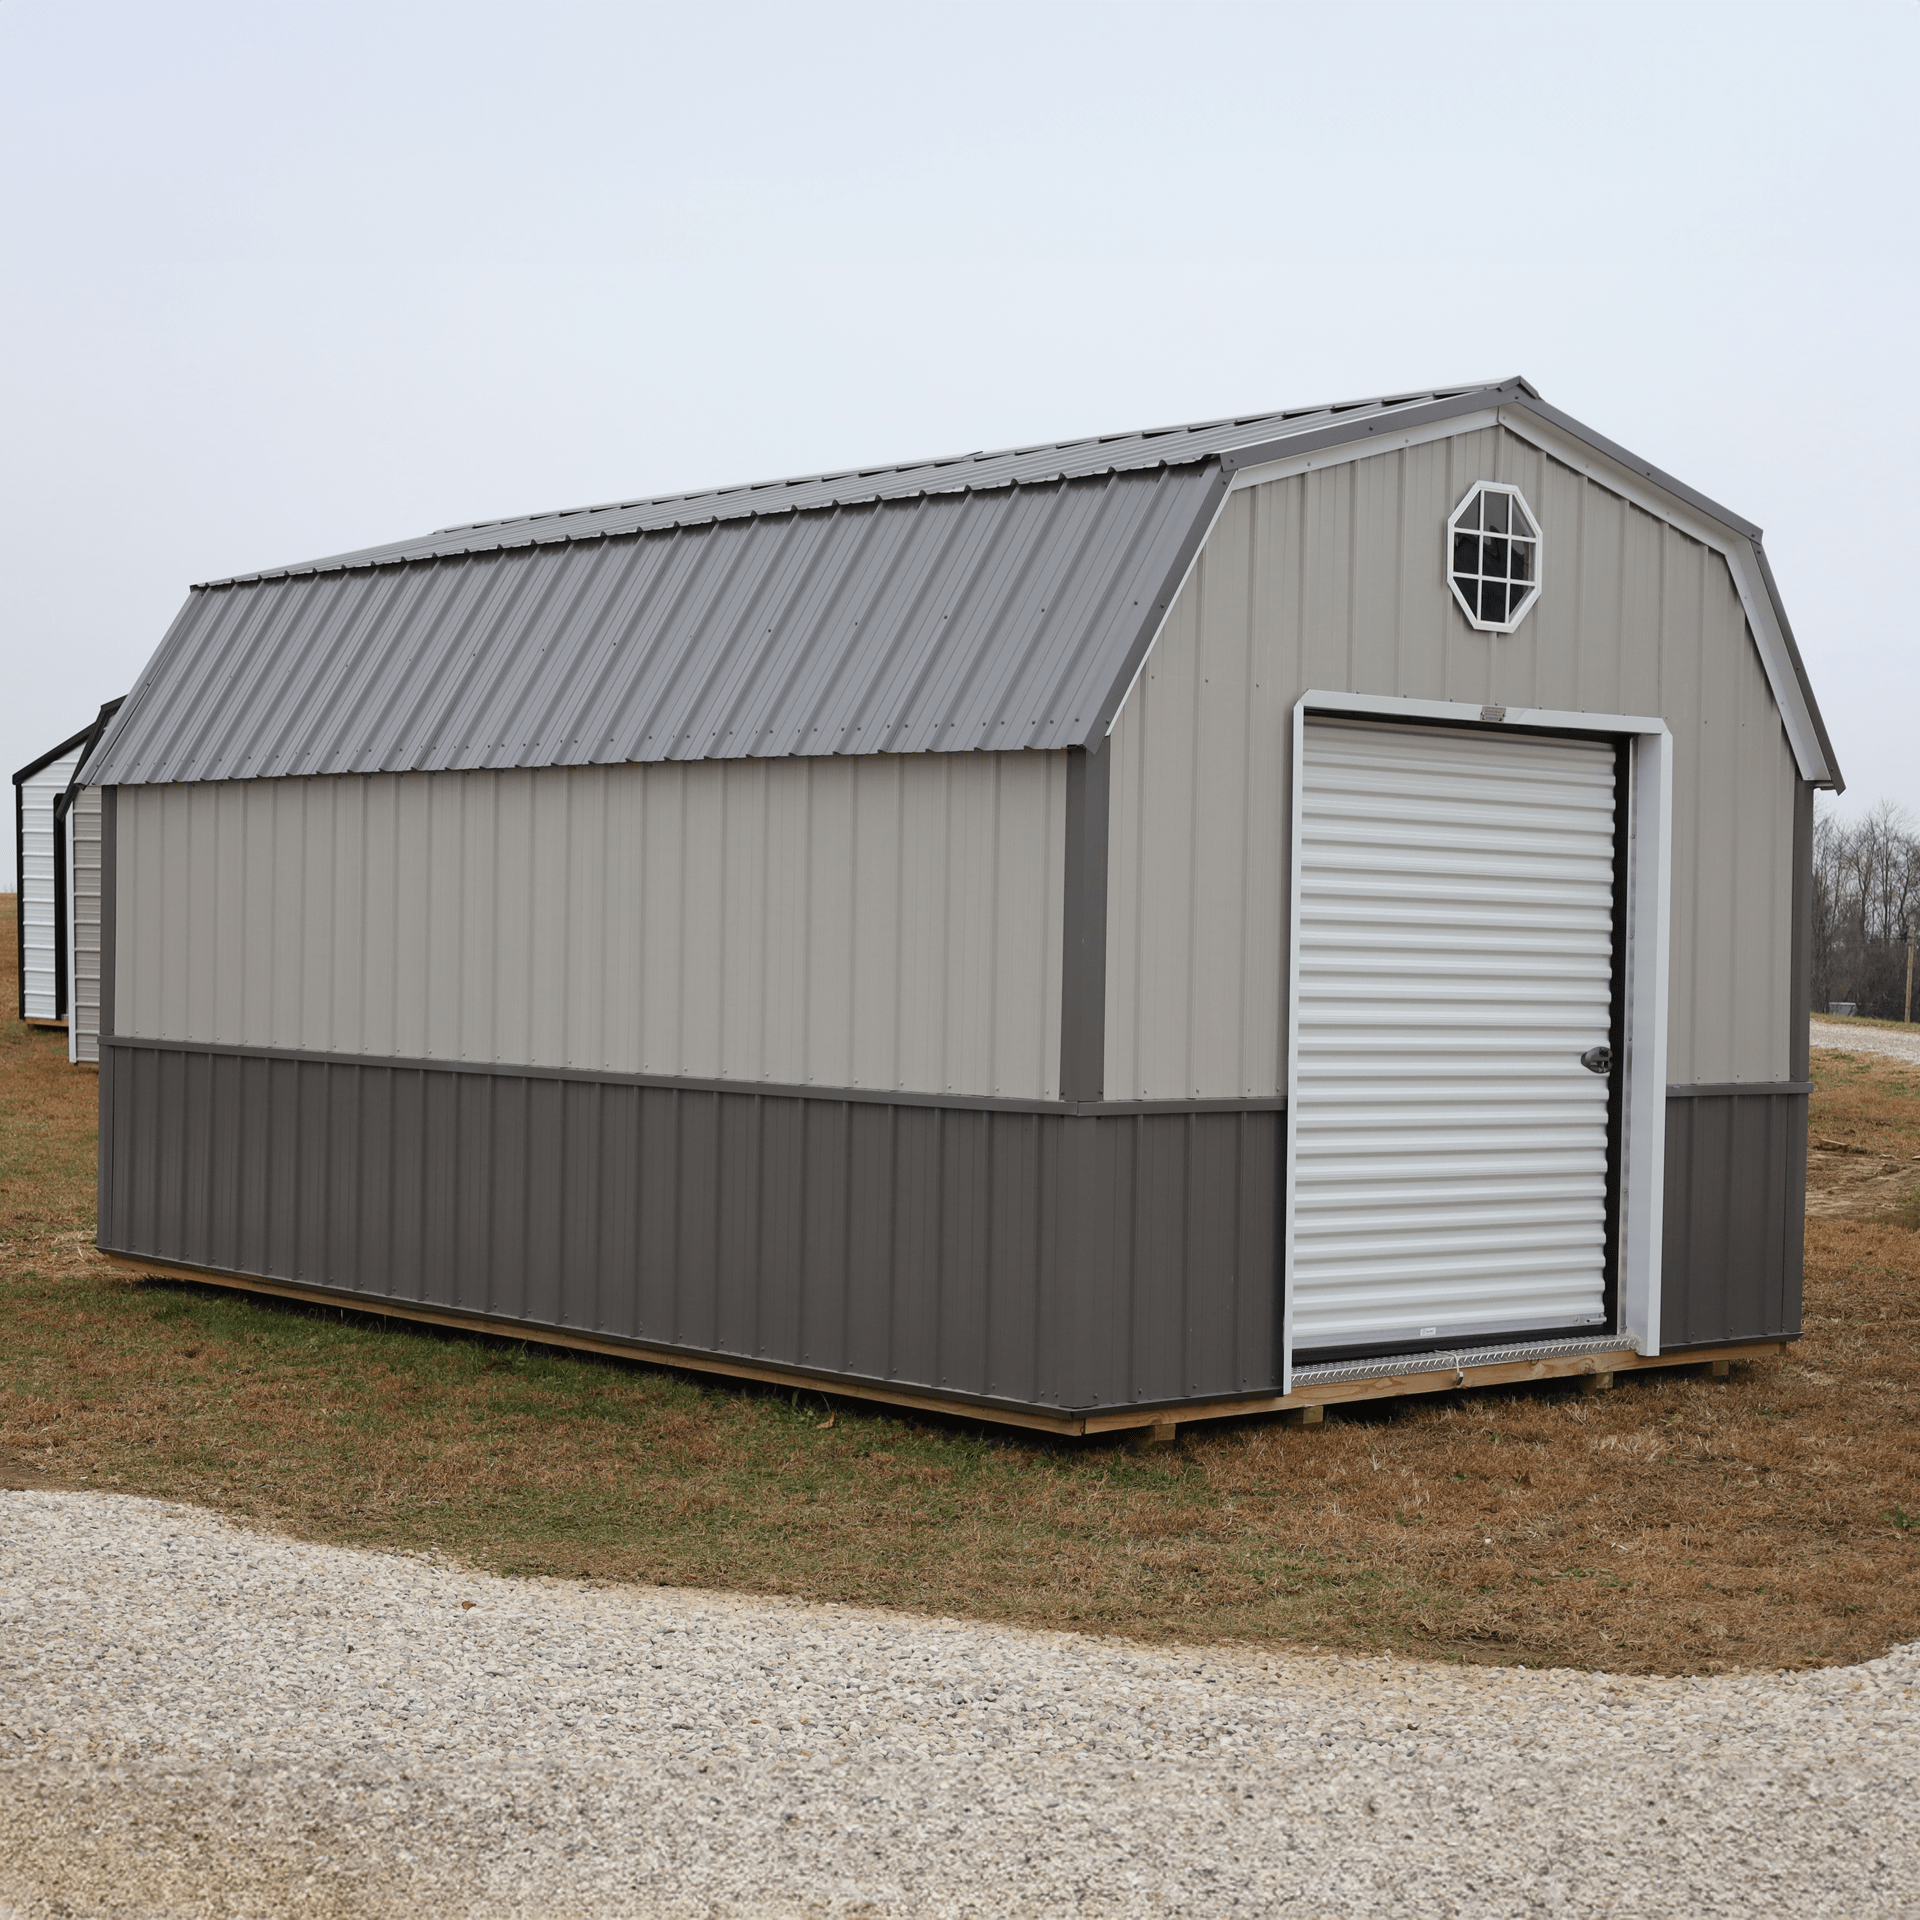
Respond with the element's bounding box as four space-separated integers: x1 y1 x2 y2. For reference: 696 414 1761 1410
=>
1666 1081 1812 1098
1082 1094 1288 1115
105 1041 1812 1112
101 1034 1286 1118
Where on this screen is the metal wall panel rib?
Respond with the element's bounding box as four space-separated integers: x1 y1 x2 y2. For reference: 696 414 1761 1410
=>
114 753 1066 1102
1104 425 1802 1098
1660 1090 1806 1347
98 1045 1284 1416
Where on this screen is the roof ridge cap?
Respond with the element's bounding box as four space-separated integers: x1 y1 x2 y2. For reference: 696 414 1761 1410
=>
198 382 1523 588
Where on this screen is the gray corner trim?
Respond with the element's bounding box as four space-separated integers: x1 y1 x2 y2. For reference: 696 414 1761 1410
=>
97 786 117 1246
1791 780 1814 1078
1060 745 1111 1102
1751 544 1844 794
99 789 116 1047
1214 382 1538 480
1085 461 1233 742
1666 1081 1812 1098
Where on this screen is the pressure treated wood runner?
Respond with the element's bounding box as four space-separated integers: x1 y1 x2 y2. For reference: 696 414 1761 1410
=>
103 1253 1787 1439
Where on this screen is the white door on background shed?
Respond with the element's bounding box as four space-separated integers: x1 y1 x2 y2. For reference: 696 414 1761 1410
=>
1287 718 1619 1354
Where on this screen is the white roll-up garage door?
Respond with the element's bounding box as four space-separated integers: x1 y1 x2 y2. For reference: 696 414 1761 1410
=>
1288 718 1620 1354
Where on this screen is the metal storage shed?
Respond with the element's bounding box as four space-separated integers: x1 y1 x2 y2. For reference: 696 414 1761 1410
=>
12 699 121 1037
82 378 1839 1433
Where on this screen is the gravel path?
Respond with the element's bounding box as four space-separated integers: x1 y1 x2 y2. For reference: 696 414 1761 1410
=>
1809 1017 1920 1066
3 1492 1915 1917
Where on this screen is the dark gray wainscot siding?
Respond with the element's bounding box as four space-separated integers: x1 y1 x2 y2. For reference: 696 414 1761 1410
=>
98 1043 1283 1418
1660 1087 1809 1349
98 1057 1807 1412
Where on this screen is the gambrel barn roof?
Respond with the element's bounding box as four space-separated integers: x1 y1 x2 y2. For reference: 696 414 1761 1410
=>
84 378 1838 789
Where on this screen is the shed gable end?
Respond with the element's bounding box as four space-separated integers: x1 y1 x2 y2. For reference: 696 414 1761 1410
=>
1104 425 1800 1100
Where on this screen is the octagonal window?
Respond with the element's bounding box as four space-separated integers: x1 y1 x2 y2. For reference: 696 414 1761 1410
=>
1447 483 1542 632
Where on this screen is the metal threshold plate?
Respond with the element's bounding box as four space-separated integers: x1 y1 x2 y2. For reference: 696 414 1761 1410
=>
1291 1332 1636 1387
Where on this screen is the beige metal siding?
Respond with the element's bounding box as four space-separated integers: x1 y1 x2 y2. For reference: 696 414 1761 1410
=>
68 786 103 1063
1105 425 1798 1098
115 752 1067 1099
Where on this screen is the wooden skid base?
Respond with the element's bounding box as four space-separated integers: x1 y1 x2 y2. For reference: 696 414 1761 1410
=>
102 1253 1792 1438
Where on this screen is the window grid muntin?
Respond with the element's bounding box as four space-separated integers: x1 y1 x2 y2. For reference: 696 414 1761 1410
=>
1447 482 1542 632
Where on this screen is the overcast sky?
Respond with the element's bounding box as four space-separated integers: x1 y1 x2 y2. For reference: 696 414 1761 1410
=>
3 0 1914 885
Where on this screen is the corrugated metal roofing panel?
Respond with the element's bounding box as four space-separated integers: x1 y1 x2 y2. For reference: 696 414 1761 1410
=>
90 462 1223 786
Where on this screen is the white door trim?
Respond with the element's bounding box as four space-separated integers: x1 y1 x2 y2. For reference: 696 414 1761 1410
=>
1283 691 1672 1392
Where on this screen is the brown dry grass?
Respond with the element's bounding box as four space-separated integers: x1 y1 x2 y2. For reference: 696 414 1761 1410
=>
3 890 1917 1673
1813 1010 1920 1034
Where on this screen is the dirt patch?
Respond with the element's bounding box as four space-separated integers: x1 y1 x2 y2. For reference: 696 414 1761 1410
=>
1806 1140 1920 1219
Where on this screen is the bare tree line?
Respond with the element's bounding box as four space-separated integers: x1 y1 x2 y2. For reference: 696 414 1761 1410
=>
1812 801 1920 1020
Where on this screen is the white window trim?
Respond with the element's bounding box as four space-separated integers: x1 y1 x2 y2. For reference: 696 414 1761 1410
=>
1446 480 1543 633
1282 690 1672 1392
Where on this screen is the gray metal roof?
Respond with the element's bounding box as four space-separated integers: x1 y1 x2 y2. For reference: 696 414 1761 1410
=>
92 383 1528 788
81 377 1837 790
90 461 1223 784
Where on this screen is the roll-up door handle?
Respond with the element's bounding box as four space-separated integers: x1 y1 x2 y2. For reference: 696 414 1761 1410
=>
1580 1045 1613 1075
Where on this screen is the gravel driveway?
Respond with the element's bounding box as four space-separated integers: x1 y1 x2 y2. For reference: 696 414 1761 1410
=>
1809 1017 1920 1066
2 1492 1915 1918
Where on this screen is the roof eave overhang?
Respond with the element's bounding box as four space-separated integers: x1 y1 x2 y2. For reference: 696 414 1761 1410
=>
12 720 99 789
1212 388 1840 791
67 697 128 794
